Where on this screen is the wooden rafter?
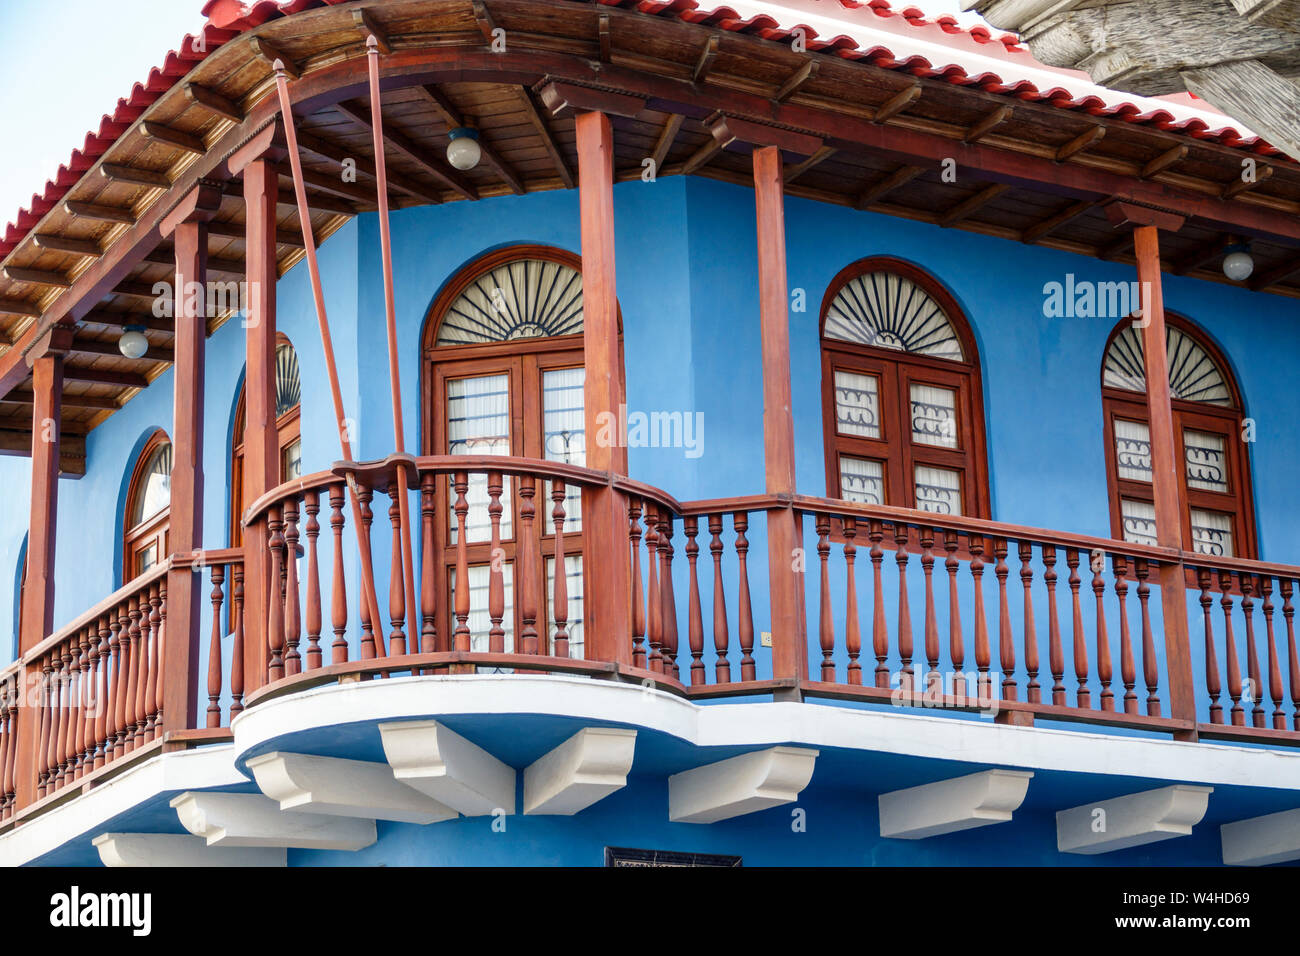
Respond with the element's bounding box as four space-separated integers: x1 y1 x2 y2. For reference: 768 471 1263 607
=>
141 122 206 155
938 183 1009 227
1222 164 1273 199
276 186 356 216
63 201 134 224
6 390 119 411
649 114 684 173
679 138 722 175
183 83 243 123
873 83 922 123
250 37 299 79
516 87 574 188
1171 234 1231 275
335 100 477 201
1139 144 1188 180
295 130 443 204
0 298 42 317
472 1 498 44
71 337 172 363
80 311 174 334
32 235 102 256
414 85 524 195
963 105 1012 144
598 12 611 63
353 8 390 53
1055 125 1105 162
693 35 721 84
279 162 381 207
143 248 245 278
784 145 837 184
111 281 162 300
1099 230 1134 261
1250 253 1300 292
775 60 818 103
61 366 148 388
1021 199 1094 244
205 219 305 249
99 164 171 189
855 164 924 209
2 267 70 288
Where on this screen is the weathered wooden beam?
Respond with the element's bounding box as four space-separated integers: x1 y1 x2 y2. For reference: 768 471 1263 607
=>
276 187 357 217
353 8 390 54
1055 125 1106 162
472 1 498 45
110 280 163 300
32 235 102 257
335 100 477 201
63 201 135 224
784 145 837 184
1222 164 1273 199
649 113 684 173
1249 252 1300 291
0 428 84 476
295 130 443 204
1183 60 1300 163
99 163 172 189
680 138 723 175
1021 199 1094 243
963 105 1012 144
71 337 172 363
206 219 305 249
250 37 299 79
855 164 925 209
183 83 244 123
709 115 822 156
873 83 922 123
692 35 721 84
6 389 119 411
1170 233 1231 275
141 122 207 155
0 298 42 317
278 163 379 206
938 183 1009 227
1140 144 1188 180
414 86 524 195
2 266 71 288
774 60 818 103
516 88 574 188
61 366 149 388
144 248 244 278
539 81 645 119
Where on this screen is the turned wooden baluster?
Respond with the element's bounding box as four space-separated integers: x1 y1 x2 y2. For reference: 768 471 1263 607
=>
154 580 167 736
895 524 914 693
1198 569 1221 723
420 474 438 655
388 493 408 657
123 598 141 754
709 513 730 683
816 514 834 681
207 565 225 728
1242 574 1263 728
684 517 705 684
94 616 111 770
267 508 286 679
551 480 570 659
1018 542 1039 703
1093 554 1113 712
487 472 506 655
357 485 381 658
76 630 91 777
920 527 940 694
109 607 126 761
1261 576 1285 731
1043 546 1064 706
645 507 662 673
329 484 349 664
130 600 146 749
629 499 646 669
230 566 245 718
970 536 991 700
1220 570 1244 726
1282 579 1300 731
283 497 303 674
658 511 679 678
38 657 53 795
994 539 1015 701
67 636 83 779
304 490 323 669
869 520 888 690
451 473 472 654
1066 549 1089 709
944 531 964 699
735 513 755 682
142 586 161 742
57 645 72 783
1134 559 1160 717
843 519 862 686
517 476 540 657
1114 558 1136 714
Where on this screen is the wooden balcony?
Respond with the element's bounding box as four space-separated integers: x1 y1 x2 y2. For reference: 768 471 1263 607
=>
4 454 1299 821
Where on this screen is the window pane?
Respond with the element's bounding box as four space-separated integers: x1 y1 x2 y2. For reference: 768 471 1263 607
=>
839 456 884 505
546 554 584 659
1120 499 1158 546
910 384 957 448
1184 429 1228 493
914 465 962 516
447 374 512 543
448 562 515 655
1190 508 1233 557
1114 419 1152 483
131 442 172 526
543 367 584 531
833 370 880 439
281 438 302 481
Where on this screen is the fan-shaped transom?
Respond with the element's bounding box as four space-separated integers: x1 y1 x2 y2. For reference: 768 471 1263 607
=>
275 342 301 417
824 270 964 361
436 258 584 345
1103 324 1233 406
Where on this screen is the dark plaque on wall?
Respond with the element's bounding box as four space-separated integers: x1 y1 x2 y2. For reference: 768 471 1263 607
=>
604 847 742 867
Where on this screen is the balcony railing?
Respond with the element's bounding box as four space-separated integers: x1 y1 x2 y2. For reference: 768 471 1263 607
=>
4 453 1300 823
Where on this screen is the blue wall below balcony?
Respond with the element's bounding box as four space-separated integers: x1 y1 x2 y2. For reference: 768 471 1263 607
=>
3 175 1299 717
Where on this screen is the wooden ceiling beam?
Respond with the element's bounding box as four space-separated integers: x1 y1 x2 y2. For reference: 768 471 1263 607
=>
1055 125 1106 162
855 164 925 209
414 85 525 195
1021 199 1094 243
1170 233 1232 275
1139 144 1188 180
0 429 85 475
99 163 171 189
873 83 922 124
141 122 206 155
295 130 444 204
63 201 135 224
62 366 149 388
250 37 299 80
962 105 1012 144
71 337 173 363
277 163 380 206
598 12 612 64
2 266 71 288
205 219 306 249
32 235 102 257
774 60 818 104
1249 253 1300 292
692 35 721 85
183 83 244 123
276 187 357 217
7 389 119 411
516 88 574 188
1222 164 1273 199
938 183 1010 227
784 145 838 184
1099 230 1135 261
335 100 477 201
650 113 684 173
679 138 723 175
143 248 244 278
80 311 174 334
110 281 161 301
353 8 391 54
472 1 498 44
0 298 42 318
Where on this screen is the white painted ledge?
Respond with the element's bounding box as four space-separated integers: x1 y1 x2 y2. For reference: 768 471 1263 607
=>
1057 785 1213 854
92 833 286 867
248 752 458 824
380 719 516 817
170 791 376 850
669 746 818 824
879 769 1034 839
1221 807 1300 866
524 727 637 815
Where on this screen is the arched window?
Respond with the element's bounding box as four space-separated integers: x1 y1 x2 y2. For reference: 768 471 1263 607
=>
421 245 624 661
820 257 990 517
124 431 172 579
231 338 302 545
1101 316 1256 557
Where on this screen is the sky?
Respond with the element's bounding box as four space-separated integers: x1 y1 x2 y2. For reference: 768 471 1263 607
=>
0 0 982 231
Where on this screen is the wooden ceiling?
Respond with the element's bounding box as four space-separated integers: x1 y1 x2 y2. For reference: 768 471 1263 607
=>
2 0 1300 475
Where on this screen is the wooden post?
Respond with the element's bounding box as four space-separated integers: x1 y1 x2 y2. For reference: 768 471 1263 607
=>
754 144 808 694
1131 220 1198 738
159 181 222 736
15 329 71 808
575 110 632 667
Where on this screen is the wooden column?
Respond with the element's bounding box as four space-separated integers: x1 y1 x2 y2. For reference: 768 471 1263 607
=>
159 181 222 736
575 110 631 667
15 328 72 808
231 127 286 696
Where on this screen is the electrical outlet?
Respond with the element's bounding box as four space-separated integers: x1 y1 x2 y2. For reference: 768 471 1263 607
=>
760 631 773 647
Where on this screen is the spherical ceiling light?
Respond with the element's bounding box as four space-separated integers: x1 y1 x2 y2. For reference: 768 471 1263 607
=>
446 127 481 171
118 325 148 360
1222 242 1254 282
